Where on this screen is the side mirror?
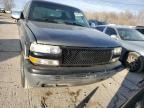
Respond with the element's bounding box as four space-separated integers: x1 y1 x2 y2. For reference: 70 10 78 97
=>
11 11 22 20
110 35 119 40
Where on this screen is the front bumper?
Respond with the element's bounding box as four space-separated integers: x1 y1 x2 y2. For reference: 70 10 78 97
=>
24 60 123 87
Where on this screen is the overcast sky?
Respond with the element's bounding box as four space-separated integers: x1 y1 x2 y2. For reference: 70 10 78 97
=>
13 0 144 13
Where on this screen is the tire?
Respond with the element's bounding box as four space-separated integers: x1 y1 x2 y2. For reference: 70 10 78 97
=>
125 52 144 73
21 53 31 89
135 96 144 108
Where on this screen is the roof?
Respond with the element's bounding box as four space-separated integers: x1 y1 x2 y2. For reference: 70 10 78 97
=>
30 0 81 11
136 26 144 29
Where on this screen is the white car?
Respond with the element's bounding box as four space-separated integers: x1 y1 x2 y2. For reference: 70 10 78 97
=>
96 25 144 73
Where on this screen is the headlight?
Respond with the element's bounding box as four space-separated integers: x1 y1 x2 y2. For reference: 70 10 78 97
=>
29 56 59 66
30 43 61 54
113 47 122 55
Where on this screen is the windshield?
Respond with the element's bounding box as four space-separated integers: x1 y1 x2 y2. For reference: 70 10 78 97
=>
117 28 144 41
28 2 89 27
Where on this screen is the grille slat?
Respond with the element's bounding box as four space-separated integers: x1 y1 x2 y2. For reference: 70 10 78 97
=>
62 48 112 66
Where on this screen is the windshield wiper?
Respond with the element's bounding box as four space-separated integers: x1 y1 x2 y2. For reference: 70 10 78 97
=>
64 21 85 27
35 18 86 27
41 18 59 23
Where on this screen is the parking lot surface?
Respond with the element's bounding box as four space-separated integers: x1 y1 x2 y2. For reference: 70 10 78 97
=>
0 14 144 108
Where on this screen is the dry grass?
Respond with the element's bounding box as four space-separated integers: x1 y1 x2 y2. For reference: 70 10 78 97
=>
85 10 144 26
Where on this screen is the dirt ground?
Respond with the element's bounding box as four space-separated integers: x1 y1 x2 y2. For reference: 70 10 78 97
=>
0 13 144 108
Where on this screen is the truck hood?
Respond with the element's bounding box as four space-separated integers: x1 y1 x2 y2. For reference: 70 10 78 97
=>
27 21 119 48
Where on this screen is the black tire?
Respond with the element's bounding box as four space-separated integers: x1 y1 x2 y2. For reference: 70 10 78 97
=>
21 53 31 89
125 52 144 73
135 96 144 108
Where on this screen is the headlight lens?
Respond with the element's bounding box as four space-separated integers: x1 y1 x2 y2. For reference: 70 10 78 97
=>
29 56 59 66
30 43 61 54
113 47 122 55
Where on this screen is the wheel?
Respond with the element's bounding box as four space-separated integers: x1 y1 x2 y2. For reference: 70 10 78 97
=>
135 96 144 108
126 52 144 73
21 53 31 89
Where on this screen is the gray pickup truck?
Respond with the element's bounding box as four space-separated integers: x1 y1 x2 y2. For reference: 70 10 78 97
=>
12 0 122 88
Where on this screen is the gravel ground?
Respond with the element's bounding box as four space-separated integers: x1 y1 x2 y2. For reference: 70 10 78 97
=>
0 13 144 108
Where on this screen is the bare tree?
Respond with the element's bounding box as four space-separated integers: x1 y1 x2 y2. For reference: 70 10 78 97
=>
137 10 144 25
3 0 14 10
85 11 137 26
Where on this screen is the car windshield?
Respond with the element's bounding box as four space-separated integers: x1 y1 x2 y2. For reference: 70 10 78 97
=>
29 2 89 27
117 28 144 41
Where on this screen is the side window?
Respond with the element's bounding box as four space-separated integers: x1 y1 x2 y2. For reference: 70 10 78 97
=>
105 27 117 36
95 26 105 32
136 29 144 34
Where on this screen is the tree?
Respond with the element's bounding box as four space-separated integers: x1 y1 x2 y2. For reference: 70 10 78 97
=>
3 0 14 10
137 10 144 25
